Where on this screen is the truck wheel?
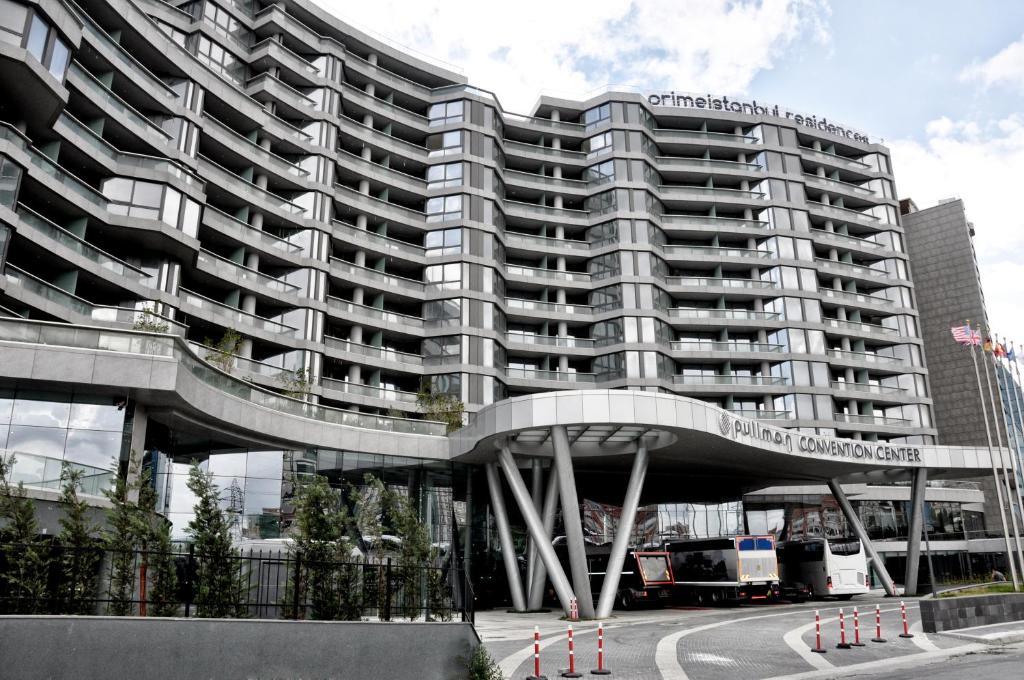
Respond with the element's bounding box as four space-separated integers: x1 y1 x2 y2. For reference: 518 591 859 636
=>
618 592 632 610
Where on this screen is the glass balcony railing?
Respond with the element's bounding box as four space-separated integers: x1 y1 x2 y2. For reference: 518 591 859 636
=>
808 201 881 224
506 332 595 348
663 245 772 259
201 114 308 179
799 146 872 171
326 296 424 328
661 214 770 230
202 206 304 254
830 381 907 395
323 336 423 365
820 288 893 307
0 317 444 435
823 318 899 336
502 139 586 161
331 220 424 258
804 173 877 198
320 377 419 404
658 185 765 201
673 374 787 386
654 156 762 172
669 307 780 321
16 206 148 279
834 413 912 426
671 340 784 352
668 276 776 289
816 257 894 280
505 264 591 283
504 367 597 383
179 288 296 334
330 258 425 293
653 128 758 144
68 63 171 142
828 348 904 365
198 155 308 217
505 298 594 316
196 250 300 294
505 232 591 252
812 229 888 252
727 409 792 420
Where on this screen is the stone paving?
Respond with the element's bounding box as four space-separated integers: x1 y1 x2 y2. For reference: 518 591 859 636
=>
475 595 991 679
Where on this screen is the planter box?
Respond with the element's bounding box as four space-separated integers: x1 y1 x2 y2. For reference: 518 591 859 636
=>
0 616 479 680
920 593 1024 633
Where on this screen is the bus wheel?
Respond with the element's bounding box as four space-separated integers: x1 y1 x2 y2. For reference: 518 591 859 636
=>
618 592 632 610
710 590 721 604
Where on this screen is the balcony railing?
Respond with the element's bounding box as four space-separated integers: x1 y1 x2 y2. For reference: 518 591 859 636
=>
824 318 899 336
799 146 873 171
320 377 419 404
504 367 597 383
828 349 904 366
196 250 300 294
727 409 792 420
820 288 893 307
505 298 594 316
830 381 907 395
662 214 770 230
506 332 595 349
652 128 758 144
324 336 423 366
834 413 912 426
0 317 444 435
663 245 772 259
326 297 424 328
668 276 776 289
669 307 781 321
812 229 888 252
330 258 425 293
671 340 784 353
673 374 787 386
505 265 591 283
179 288 296 334
816 258 893 279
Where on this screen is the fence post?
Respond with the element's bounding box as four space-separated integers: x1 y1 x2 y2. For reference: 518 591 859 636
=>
184 543 195 618
291 553 302 621
384 558 392 621
139 551 148 617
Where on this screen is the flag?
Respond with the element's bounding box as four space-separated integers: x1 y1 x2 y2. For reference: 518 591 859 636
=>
984 338 993 353
1009 346 1017 363
951 325 981 346
995 343 1007 358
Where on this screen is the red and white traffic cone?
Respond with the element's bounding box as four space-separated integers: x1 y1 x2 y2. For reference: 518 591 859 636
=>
871 604 886 643
836 608 852 649
570 598 579 622
811 610 827 654
591 621 611 675
562 624 581 678
527 625 547 680
899 601 914 638
851 607 865 646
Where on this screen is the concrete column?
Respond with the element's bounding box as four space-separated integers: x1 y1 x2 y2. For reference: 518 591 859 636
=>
827 479 896 596
125 403 148 504
497 447 576 614
595 443 649 618
484 462 526 611
527 465 560 610
551 425 596 617
904 467 928 596
526 459 544 595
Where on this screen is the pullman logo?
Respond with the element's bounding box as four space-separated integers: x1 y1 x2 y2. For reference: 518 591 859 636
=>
718 412 732 436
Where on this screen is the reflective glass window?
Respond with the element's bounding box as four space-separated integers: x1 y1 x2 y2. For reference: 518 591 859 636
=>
583 103 611 131
10 392 70 427
47 36 69 79
428 100 464 126
7 425 68 459
426 162 463 189
69 397 125 431
425 194 462 222
25 13 46 60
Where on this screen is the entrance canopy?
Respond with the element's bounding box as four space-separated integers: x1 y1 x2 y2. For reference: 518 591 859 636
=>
451 390 1002 503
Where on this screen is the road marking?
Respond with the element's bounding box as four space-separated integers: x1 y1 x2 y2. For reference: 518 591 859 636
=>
781 619 833 670
763 643 986 680
909 620 940 651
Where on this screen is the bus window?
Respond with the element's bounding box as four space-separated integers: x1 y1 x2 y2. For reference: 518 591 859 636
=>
827 538 861 556
755 537 774 550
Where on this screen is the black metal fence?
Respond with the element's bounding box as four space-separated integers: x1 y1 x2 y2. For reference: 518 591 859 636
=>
0 542 474 623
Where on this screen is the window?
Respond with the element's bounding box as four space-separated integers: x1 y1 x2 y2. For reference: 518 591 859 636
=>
202 1 251 46
0 154 23 208
585 160 615 184
425 228 462 256
426 195 462 222
424 263 461 289
428 100 464 126
427 162 463 189
102 178 201 236
585 131 613 159
423 336 460 365
194 35 245 85
427 131 462 157
583 103 610 130
424 298 461 327
8 7 71 80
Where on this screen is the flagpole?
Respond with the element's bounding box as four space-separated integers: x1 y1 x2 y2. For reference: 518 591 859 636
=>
987 333 1024 576
996 336 1024 555
967 325 1019 589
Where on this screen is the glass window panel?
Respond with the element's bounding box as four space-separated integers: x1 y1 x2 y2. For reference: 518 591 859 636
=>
7 424 68 459
181 199 201 237
245 452 284 479
25 13 47 60
47 37 69 79
69 397 124 431
133 181 163 208
102 178 133 202
161 187 181 228
64 429 120 470
10 393 71 427
208 451 248 477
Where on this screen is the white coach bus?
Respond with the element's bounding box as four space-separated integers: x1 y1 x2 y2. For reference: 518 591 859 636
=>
777 537 870 598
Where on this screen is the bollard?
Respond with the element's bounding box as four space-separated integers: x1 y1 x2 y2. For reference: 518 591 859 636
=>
851 607 864 646
591 621 611 675
898 601 914 638
836 608 851 649
871 604 886 643
562 624 582 678
570 598 579 622
811 610 827 654
526 625 547 680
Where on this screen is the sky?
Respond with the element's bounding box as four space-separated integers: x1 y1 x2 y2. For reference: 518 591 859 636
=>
314 0 1024 353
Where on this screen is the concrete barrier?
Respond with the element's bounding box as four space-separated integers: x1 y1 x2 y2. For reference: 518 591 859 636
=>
920 593 1024 633
0 616 479 680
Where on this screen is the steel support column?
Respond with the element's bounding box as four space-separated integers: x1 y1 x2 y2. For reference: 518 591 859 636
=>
551 425 596 618
827 479 897 596
526 459 543 596
497 447 577 615
528 461 560 610
595 443 649 618
484 462 526 612
904 467 928 596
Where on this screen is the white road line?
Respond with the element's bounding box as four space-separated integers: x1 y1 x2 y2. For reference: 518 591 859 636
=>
909 620 941 651
764 643 986 680
781 619 833 671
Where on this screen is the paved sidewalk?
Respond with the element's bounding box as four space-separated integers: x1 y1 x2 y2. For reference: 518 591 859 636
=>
936 619 1024 645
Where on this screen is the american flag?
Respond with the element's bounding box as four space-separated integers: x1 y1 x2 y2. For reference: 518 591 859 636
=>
950 325 981 346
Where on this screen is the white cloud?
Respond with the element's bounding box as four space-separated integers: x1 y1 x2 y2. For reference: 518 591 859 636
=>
890 114 1024 345
960 33 1024 91
312 0 829 113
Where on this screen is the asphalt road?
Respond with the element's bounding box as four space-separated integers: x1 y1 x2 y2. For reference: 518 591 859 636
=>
843 644 1024 679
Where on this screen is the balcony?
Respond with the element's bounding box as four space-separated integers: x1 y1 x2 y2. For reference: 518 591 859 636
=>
824 318 899 336
506 332 595 349
808 201 882 227
505 232 591 254
329 258 425 295
820 288 894 310
504 367 597 383
663 245 772 260
505 264 592 284
326 296 424 330
67 63 173 145
671 340 784 353
202 206 305 257
728 409 792 420
198 156 309 222
652 128 758 145
816 258 896 282
324 336 423 366
505 298 595 317
834 413 912 427
669 307 781 321
799 146 873 174
828 348 905 367
179 288 296 335
658 185 765 203
320 377 420 404
812 229 891 255
804 173 877 199
332 220 424 260
195 250 301 296
201 114 309 182
654 156 762 173
504 199 590 225
673 374 787 386
502 139 587 164
830 381 908 397
667 276 777 290
502 169 588 193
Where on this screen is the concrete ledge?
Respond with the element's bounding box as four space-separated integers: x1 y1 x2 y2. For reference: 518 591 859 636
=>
0 616 479 680
920 593 1024 633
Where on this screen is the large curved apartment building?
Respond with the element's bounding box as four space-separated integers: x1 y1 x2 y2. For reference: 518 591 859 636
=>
6 0 993 602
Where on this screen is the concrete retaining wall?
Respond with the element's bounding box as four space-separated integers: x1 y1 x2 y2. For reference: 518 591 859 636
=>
0 616 479 680
920 593 1024 632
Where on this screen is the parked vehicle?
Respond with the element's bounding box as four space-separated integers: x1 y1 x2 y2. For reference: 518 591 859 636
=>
777 537 870 598
584 547 675 610
779 580 812 603
664 535 780 604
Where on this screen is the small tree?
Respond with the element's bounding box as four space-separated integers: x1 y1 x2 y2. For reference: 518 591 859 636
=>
385 484 432 620
416 385 465 433
141 468 179 618
465 644 503 680
203 328 243 373
277 368 311 399
286 474 360 620
57 465 101 615
103 464 142 616
186 462 241 618
132 308 170 333
0 456 49 614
